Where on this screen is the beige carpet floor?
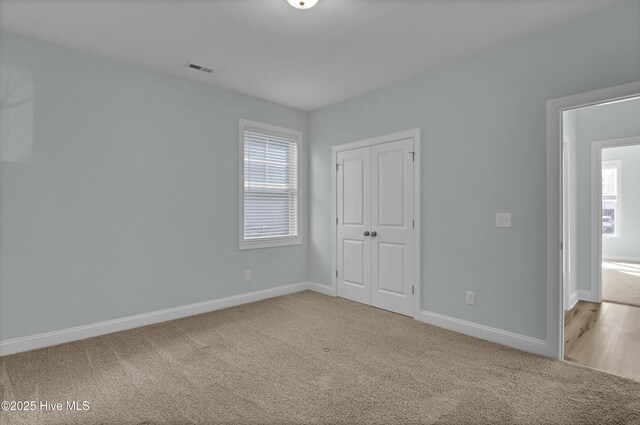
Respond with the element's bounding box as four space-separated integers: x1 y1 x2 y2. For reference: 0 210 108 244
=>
603 261 640 307
2 291 640 425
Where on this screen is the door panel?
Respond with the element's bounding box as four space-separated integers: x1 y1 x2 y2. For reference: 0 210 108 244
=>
343 239 365 286
343 158 365 225
377 242 405 295
337 147 371 305
371 138 414 316
378 150 406 227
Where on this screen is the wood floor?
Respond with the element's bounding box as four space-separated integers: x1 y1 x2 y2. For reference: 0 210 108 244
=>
565 300 640 381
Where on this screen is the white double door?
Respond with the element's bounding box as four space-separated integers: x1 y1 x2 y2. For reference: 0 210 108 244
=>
336 138 414 316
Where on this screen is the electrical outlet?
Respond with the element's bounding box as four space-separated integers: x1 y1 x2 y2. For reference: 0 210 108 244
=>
466 291 475 306
496 213 512 228
244 270 252 281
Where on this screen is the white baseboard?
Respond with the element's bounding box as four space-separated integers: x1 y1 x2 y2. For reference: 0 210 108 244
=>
307 281 335 296
418 310 550 357
0 282 309 357
1 281 550 359
568 290 579 310
566 289 593 310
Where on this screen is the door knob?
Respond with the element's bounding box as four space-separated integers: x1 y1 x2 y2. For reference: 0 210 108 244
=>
370 231 377 237
363 231 370 236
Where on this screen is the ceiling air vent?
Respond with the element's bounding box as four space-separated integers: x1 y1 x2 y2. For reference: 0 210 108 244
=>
187 63 214 74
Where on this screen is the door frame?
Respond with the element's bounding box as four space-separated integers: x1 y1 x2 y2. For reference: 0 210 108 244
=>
546 81 640 360
591 136 640 304
562 132 572 310
331 128 421 320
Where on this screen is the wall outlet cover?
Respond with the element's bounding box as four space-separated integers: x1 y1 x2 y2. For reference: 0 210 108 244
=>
496 213 512 228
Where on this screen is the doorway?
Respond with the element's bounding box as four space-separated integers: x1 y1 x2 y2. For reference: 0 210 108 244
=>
599 143 640 308
331 129 421 318
547 81 640 361
554 92 640 381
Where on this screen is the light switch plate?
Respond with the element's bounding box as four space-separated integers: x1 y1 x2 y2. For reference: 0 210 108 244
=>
466 291 475 306
496 213 512 228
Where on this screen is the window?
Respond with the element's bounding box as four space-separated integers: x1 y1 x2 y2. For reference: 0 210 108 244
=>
239 119 302 249
601 160 620 236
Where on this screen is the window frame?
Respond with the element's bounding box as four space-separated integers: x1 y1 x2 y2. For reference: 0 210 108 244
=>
601 159 621 238
238 119 303 250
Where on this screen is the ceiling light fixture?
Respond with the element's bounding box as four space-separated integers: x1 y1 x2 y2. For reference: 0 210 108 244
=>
287 0 318 10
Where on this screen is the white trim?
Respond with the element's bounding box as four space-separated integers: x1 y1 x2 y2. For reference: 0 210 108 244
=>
567 289 593 311
591 137 640 304
547 81 640 361
330 143 338 297
1 279 552 360
307 281 335 296
413 132 422 321
331 129 421 318
332 129 420 152
567 291 580 311
418 310 548 357
238 119 304 250
590 144 603 304
562 134 572 311
0 282 309 357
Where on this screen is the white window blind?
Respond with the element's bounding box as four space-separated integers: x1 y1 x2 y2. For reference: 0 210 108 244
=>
601 160 620 236
602 165 617 197
243 126 299 244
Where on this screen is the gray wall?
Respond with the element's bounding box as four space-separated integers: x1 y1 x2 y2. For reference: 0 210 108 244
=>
573 98 640 291
602 144 640 261
1 1 640 344
309 0 640 340
0 32 309 341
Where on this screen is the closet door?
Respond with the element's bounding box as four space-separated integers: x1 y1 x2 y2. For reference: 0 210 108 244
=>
336 147 371 305
371 138 414 316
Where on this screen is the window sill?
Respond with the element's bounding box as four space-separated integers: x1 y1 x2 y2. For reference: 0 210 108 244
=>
239 237 303 250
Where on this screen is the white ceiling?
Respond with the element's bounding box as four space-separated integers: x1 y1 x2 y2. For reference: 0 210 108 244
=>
0 0 627 111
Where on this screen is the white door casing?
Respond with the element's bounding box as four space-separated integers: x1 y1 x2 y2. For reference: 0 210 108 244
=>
546 81 640 360
590 136 640 305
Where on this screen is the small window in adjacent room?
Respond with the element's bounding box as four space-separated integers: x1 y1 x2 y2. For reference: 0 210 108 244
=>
239 119 302 250
601 160 620 236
